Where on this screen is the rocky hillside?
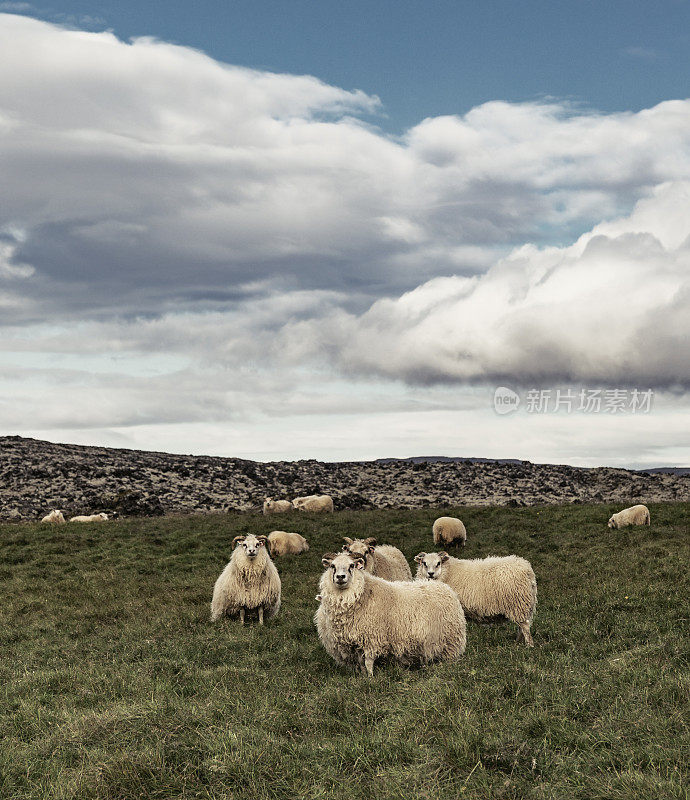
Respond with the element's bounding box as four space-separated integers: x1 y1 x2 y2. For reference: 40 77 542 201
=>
0 435 687 521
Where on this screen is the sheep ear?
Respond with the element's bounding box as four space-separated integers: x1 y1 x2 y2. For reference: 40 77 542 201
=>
232 536 246 548
322 553 337 567
439 551 450 563
354 559 365 570
256 536 267 548
343 537 354 545
414 552 426 563
315 594 322 602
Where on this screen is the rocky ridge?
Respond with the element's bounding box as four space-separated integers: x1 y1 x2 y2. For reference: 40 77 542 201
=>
0 436 687 521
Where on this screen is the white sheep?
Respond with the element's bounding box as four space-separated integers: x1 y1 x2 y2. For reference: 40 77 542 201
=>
267 530 309 557
608 504 650 528
415 551 537 647
69 513 108 523
316 552 466 676
263 498 293 515
210 534 281 624
432 516 467 547
342 536 412 581
40 510 66 524
292 494 334 513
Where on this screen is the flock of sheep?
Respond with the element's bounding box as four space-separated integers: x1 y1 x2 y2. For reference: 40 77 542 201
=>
210 496 652 677
40 510 108 524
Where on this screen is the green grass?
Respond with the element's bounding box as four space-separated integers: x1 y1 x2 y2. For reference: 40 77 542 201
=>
1 503 688 800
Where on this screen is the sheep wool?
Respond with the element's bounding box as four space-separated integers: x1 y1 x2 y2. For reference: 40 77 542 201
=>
41 509 66 524
292 495 334 513
342 537 412 581
608 505 650 529
263 498 293 515
415 552 537 647
316 552 466 676
267 530 309 557
210 534 281 624
432 517 467 547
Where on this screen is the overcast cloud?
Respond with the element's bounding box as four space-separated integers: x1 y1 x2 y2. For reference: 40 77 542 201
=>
0 13 688 464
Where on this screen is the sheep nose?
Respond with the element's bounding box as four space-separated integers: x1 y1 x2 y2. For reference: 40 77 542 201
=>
335 574 346 583
427 572 435 578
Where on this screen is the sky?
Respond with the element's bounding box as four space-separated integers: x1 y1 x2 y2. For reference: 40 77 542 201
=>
0 4 689 467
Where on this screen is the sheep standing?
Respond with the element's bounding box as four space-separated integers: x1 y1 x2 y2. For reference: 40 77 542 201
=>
267 530 309 557
342 537 412 581
415 551 537 646
432 516 467 547
69 513 108 523
608 504 650 528
292 494 334 513
263 498 293 515
316 552 466 676
210 534 281 624
41 510 66 524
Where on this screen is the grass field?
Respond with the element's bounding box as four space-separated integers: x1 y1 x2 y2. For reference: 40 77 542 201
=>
1 503 688 800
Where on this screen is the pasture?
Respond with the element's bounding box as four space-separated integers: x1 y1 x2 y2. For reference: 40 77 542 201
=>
1 503 688 799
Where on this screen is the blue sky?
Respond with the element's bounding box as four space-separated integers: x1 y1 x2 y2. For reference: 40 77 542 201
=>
7 0 690 131
0 6 688 466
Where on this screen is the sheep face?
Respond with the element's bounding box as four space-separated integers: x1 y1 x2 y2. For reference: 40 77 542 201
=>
342 537 376 564
322 552 364 589
414 551 450 580
607 517 617 529
233 534 268 561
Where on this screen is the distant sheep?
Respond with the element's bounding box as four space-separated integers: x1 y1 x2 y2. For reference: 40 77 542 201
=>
41 510 66 524
608 504 650 529
316 552 466 676
267 530 309 557
69 513 108 523
432 516 467 547
415 551 537 647
292 495 334 513
210 534 281 624
342 537 412 581
263 498 293 515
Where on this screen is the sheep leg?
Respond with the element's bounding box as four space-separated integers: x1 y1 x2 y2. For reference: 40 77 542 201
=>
518 621 534 647
239 608 245 626
258 606 264 625
364 654 376 677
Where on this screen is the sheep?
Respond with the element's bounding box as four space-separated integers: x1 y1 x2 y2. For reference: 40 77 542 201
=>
316 552 466 676
432 516 467 547
40 510 66 524
263 498 293 515
210 534 281 624
415 551 537 647
69 513 108 523
292 494 334 513
342 537 412 581
608 504 650 529
267 530 309 557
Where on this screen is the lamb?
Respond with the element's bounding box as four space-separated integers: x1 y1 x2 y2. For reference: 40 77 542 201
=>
263 498 293 515
69 513 108 523
432 516 467 547
316 552 466 676
342 537 412 581
210 534 281 624
415 551 537 647
292 494 334 513
267 530 309 557
40 510 66 524
608 504 650 528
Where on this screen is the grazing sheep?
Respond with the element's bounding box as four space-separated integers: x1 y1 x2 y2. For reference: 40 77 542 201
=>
432 516 467 547
292 494 334 513
608 504 650 529
210 534 281 624
316 552 466 676
40 510 66 524
415 551 537 647
342 537 412 581
263 498 293 515
69 513 108 523
267 530 309 557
